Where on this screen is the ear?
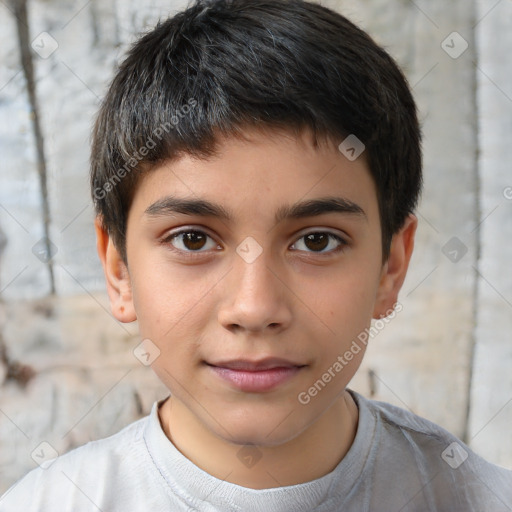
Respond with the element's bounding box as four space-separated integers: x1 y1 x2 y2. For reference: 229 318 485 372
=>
373 214 417 318
94 217 137 323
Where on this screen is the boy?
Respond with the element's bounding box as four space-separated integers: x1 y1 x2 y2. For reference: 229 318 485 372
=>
1 0 511 510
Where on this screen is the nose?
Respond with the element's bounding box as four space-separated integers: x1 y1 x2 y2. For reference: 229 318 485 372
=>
217 249 293 334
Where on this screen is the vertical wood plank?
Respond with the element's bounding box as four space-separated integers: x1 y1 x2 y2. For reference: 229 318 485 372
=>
468 0 512 468
0 2 51 298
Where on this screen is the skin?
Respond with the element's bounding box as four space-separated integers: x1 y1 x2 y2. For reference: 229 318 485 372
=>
95 126 416 490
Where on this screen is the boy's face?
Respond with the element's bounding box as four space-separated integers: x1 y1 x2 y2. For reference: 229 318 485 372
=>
97 126 415 447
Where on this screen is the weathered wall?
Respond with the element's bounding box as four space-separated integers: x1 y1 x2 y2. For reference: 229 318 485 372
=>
0 0 511 494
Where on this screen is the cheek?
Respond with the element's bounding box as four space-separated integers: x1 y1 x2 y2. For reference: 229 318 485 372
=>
306 266 380 379
320 264 380 328
129 263 215 382
130 258 206 337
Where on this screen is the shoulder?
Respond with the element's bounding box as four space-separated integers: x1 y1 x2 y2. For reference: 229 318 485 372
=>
48 412 148 471
350 390 512 510
358 391 456 441
0 414 151 511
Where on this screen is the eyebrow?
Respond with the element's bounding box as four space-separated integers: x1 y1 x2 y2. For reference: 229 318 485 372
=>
144 195 367 224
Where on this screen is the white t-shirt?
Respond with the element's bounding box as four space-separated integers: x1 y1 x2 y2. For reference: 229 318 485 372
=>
1 390 511 511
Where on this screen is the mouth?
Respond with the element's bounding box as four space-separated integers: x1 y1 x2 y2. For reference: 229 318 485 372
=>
204 358 307 392
205 357 307 371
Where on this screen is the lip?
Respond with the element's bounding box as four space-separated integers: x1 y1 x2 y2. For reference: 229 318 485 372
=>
205 358 306 392
206 357 305 371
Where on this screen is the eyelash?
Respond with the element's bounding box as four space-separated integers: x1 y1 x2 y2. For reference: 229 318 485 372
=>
160 228 348 258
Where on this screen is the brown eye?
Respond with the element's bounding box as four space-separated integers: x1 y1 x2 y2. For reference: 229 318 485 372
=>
304 233 329 252
166 230 218 252
181 232 207 251
291 232 347 254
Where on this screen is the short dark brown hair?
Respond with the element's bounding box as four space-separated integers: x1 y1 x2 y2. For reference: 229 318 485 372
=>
90 0 422 264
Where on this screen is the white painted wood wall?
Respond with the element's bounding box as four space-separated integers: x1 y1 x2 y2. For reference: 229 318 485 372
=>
0 0 511 493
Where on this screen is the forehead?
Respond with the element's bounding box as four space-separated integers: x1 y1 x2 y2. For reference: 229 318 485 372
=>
128 126 378 224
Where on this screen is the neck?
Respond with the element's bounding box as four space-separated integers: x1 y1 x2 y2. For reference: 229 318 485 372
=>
158 390 359 489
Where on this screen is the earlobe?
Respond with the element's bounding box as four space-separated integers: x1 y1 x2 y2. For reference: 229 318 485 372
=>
373 214 417 318
94 217 137 323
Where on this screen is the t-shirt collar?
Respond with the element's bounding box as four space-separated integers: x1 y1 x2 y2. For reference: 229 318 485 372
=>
143 389 375 512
